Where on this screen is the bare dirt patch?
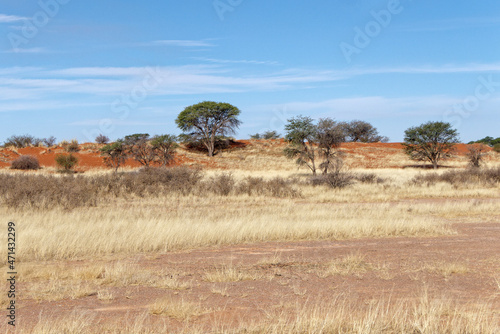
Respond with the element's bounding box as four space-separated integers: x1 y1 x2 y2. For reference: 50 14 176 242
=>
8 222 499 332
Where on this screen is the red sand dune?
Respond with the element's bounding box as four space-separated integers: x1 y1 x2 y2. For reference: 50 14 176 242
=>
0 141 493 171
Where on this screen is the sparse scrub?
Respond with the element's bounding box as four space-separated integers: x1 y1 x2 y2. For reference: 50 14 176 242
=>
42 136 57 147
3 134 42 148
10 155 40 170
353 172 385 184
411 167 500 186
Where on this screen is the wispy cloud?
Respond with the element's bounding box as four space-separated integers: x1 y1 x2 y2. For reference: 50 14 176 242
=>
193 57 279 65
148 39 215 47
343 63 500 76
1 47 47 54
0 14 27 23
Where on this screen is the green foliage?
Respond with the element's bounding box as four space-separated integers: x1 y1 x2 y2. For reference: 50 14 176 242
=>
340 120 388 143
64 139 80 152
468 136 500 147
176 101 241 157
151 134 179 167
100 140 127 171
493 143 500 153
284 116 345 175
123 133 156 167
250 130 281 140
402 121 459 169
55 154 78 172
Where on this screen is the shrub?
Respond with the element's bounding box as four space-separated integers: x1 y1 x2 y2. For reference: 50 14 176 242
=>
64 139 80 152
42 136 57 147
202 173 235 196
354 173 385 184
10 155 40 170
466 144 488 168
250 130 281 140
95 134 110 144
3 134 42 148
411 167 500 186
236 177 299 198
493 143 500 153
55 154 78 172
310 172 354 189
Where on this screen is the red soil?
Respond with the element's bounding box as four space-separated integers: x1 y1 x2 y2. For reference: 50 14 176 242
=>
0 142 493 171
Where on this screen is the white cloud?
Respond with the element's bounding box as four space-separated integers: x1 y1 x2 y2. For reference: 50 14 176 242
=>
148 40 215 47
1 47 47 54
193 57 279 65
0 14 27 23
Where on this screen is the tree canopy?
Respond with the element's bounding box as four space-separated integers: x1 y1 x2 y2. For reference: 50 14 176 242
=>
176 101 241 157
402 121 459 169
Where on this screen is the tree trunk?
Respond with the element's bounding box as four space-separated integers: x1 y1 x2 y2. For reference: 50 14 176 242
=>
433 160 438 169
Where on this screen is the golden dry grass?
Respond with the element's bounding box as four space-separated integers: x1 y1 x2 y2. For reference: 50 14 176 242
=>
18 293 499 333
1 167 498 263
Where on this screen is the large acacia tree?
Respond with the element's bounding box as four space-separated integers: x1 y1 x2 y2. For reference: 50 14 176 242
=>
402 121 459 169
176 101 241 157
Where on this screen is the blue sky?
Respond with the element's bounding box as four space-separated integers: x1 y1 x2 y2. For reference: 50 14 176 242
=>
1 0 499 143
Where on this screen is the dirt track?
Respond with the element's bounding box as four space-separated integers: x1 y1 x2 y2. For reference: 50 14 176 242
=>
11 221 500 332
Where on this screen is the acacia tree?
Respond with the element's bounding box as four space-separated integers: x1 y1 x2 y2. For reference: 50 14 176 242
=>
284 116 345 175
123 133 156 167
176 101 241 157
316 118 345 175
340 120 388 143
402 121 459 169
100 140 127 172
283 116 318 175
151 134 178 167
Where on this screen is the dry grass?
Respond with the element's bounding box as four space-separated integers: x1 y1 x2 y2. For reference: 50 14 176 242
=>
26 280 96 302
3 168 499 263
420 261 470 277
149 296 204 320
203 264 261 283
316 253 371 278
17 293 499 333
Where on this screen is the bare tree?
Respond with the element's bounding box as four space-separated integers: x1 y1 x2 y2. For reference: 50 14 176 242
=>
467 143 488 168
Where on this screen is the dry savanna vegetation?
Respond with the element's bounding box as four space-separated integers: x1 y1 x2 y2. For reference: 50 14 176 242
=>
0 140 499 333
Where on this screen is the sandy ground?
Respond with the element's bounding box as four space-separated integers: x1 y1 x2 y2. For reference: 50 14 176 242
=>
8 221 499 332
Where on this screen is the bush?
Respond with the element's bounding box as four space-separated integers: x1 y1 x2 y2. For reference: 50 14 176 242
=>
95 134 110 144
353 173 385 184
411 167 500 186
202 173 235 196
10 155 40 170
236 177 299 198
493 143 500 153
42 136 57 147
310 172 354 189
3 134 42 148
55 154 78 172
65 139 80 152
